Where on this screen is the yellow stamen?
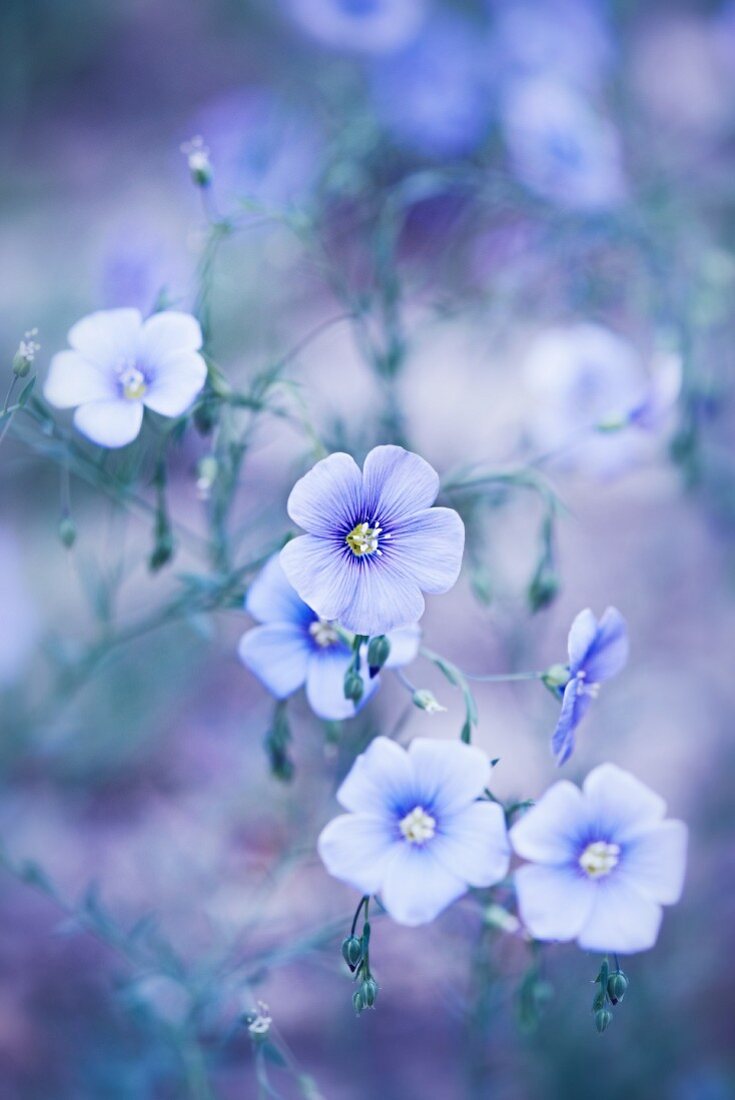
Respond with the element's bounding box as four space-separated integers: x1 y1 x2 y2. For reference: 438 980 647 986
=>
579 840 620 879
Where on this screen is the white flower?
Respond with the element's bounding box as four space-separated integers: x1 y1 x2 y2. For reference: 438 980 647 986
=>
44 309 207 448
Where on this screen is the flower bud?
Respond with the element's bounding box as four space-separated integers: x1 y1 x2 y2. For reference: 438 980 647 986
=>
341 936 362 970
366 635 390 678
149 530 175 572
412 689 446 714
361 977 378 1008
352 989 364 1015
12 329 40 378
343 670 364 703
528 564 560 612
594 1008 613 1033
58 516 77 549
607 970 629 1005
181 136 213 187
542 663 571 691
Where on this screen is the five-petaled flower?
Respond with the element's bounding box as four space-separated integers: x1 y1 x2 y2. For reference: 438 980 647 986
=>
510 764 687 953
238 556 420 721
280 445 465 637
43 308 207 448
551 606 629 765
318 736 510 926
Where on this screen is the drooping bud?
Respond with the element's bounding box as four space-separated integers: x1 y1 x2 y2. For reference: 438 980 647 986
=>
352 989 365 1015
594 1008 613 1033
58 516 77 549
528 561 560 612
366 635 390 678
607 970 629 1005
412 689 447 714
149 528 174 572
343 670 364 703
361 977 378 1008
264 702 294 782
341 936 362 970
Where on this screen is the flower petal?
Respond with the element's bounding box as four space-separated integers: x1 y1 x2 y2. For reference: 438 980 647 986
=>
246 555 314 626
68 308 141 368
380 842 467 926
408 738 490 817
567 608 598 671
514 863 595 942
551 677 593 765
336 736 414 815
362 445 439 525
388 507 465 594
237 623 310 698
143 351 207 417
280 535 359 623
140 311 203 363
583 606 629 682
621 820 687 905
431 801 510 887
305 647 378 721
383 623 421 669
336 559 426 636
318 813 398 895
510 780 588 863
43 350 115 409
286 452 364 536
73 399 144 448
583 763 666 842
577 875 663 953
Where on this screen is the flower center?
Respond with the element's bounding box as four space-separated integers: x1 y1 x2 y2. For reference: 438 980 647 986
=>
579 840 620 879
346 521 382 557
119 364 147 401
399 806 436 845
309 620 340 648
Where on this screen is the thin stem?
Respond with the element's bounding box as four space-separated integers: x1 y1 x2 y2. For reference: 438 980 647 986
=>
350 895 370 938
463 670 545 684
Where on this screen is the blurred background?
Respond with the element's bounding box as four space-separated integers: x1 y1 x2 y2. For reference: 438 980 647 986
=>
1 1 734 1097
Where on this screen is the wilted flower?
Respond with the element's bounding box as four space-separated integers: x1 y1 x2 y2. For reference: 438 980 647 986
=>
501 76 625 210
280 445 465 636
238 556 420 721
43 309 207 448
284 0 426 54
550 607 629 765
318 736 510 926
511 764 687 952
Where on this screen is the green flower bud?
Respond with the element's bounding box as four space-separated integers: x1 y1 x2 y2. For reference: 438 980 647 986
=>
58 516 77 549
352 989 364 1015
412 689 447 714
181 137 213 187
361 977 378 1008
366 635 390 678
594 1008 613 1033
149 530 175 572
12 330 40 378
607 970 629 1005
528 564 560 613
341 936 362 970
542 663 571 691
343 670 364 703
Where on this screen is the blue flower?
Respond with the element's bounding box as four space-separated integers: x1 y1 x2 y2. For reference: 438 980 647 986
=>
551 607 629 765
238 556 420 721
318 736 510 925
511 764 687 953
280 445 465 637
284 0 426 55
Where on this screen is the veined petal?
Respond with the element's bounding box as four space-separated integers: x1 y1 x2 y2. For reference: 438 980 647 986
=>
567 608 598 672
68 308 141 368
383 623 421 669
305 647 378 721
43 350 115 409
431 801 510 887
577 875 663 953
583 606 629 682
514 864 595 942
620 820 687 905
143 351 207 417
140 311 203 363
280 535 359 624
337 558 426 636
336 736 414 815
246 555 314 626
583 764 666 843
388 507 465 594
510 780 587 863
380 843 467 926
408 738 490 817
287 452 364 536
551 677 593 765
237 623 310 698
73 399 144 448
362 445 439 525
318 813 398 895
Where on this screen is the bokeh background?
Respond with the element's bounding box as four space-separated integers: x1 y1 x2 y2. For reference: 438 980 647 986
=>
1 1 735 1097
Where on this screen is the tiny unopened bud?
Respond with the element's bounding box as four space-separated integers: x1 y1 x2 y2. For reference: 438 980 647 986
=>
13 329 40 378
149 529 175 571
528 564 560 612
341 936 362 970
344 670 364 703
542 663 571 691
58 516 77 549
412 689 446 714
196 455 218 500
367 635 390 678
594 1008 613 1033
352 989 365 1015
181 136 213 187
607 970 629 1005
361 977 378 1008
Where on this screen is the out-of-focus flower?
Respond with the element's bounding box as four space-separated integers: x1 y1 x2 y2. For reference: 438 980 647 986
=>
549 607 629 765
191 89 323 209
511 764 687 952
501 77 625 210
238 556 420 721
284 0 426 55
368 12 493 158
43 309 207 448
0 529 39 689
280 445 465 636
627 349 683 431
491 0 613 91
318 736 510 925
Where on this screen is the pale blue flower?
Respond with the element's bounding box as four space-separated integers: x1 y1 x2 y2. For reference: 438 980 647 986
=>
319 736 510 925
511 764 687 953
238 556 420 721
280 445 465 636
551 607 629 765
44 309 207 449
284 0 426 54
